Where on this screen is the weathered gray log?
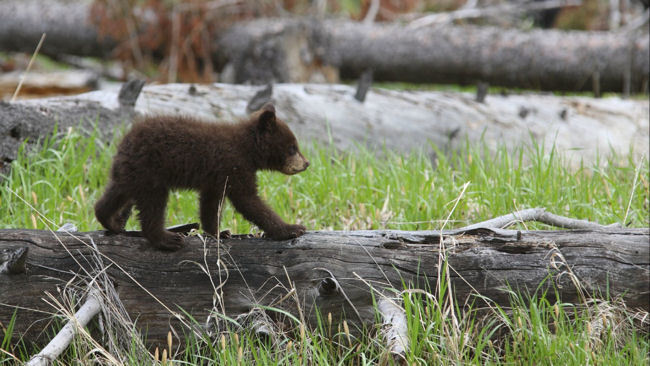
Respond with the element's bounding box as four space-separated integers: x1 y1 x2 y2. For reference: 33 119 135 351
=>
0 0 648 92
0 227 648 347
219 18 650 93
2 83 647 181
0 79 142 177
0 0 114 58
0 70 99 99
216 19 339 84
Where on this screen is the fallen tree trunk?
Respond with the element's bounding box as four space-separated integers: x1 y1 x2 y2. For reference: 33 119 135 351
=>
0 0 648 92
0 70 99 99
2 83 647 180
0 0 113 58
1 225 648 347
0 80 142 177
217 18 650 93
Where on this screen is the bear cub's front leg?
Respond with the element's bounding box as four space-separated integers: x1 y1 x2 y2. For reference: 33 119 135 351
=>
227 191 306 240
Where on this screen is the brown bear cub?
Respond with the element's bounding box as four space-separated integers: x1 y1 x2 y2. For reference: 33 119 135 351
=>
95 103 309 250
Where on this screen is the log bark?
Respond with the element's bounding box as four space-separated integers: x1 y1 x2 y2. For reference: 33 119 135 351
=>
1 226 648 347
0 0 647 92
2 83 647 180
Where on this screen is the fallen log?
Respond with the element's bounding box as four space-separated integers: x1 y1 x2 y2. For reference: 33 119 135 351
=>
217 18 650 93
0 0 113 58
0 0 648 92
1 222 648 347
0 80 142 177
0 70 99 100
2 83 647 181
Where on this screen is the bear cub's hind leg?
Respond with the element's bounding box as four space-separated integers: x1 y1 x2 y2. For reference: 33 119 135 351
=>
135 190 185 251
95 182 131 233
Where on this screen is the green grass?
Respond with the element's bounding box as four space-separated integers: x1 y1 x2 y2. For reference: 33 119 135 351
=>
0 126 648 365
0 126 647 233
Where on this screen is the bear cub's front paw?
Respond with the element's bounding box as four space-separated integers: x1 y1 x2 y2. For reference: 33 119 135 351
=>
155 232 186 251
267 224 306 240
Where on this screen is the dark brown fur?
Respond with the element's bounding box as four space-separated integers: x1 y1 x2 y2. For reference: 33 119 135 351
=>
95 103 309 250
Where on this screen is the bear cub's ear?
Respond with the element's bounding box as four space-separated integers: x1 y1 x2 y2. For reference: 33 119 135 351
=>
261 102 275 114
258 103 276 131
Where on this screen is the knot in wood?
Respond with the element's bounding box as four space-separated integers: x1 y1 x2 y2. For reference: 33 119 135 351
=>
0 246 28 274
318 277 337 296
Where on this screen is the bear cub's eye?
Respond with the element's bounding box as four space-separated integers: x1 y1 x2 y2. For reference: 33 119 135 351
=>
288 145 297 155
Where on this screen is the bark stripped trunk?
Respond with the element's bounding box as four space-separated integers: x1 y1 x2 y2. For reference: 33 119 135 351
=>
2 83 647 182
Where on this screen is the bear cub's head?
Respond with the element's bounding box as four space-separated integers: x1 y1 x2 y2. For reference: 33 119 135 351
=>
253 103 309 175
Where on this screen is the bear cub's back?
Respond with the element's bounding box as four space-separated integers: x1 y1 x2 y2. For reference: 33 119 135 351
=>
112 116 246 189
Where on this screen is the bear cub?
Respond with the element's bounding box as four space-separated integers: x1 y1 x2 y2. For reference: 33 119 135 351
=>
95 103 309 250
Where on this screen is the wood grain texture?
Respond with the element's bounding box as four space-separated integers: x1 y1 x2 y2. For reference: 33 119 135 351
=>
1 227 648 347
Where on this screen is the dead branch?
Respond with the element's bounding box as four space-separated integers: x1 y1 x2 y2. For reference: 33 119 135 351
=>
456 207 622 231
378 298 408 364
407 0 582 28
26 291 101 366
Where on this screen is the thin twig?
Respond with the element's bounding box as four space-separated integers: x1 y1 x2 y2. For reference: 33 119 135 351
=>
11 33 46 102
438 182 470 329
623 156 644 225
168 6 180 83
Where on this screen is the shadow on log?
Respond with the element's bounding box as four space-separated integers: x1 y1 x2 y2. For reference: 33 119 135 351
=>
1 226 648 348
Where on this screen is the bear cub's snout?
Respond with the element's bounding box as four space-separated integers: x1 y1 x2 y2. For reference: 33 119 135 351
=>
283 152 309 175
